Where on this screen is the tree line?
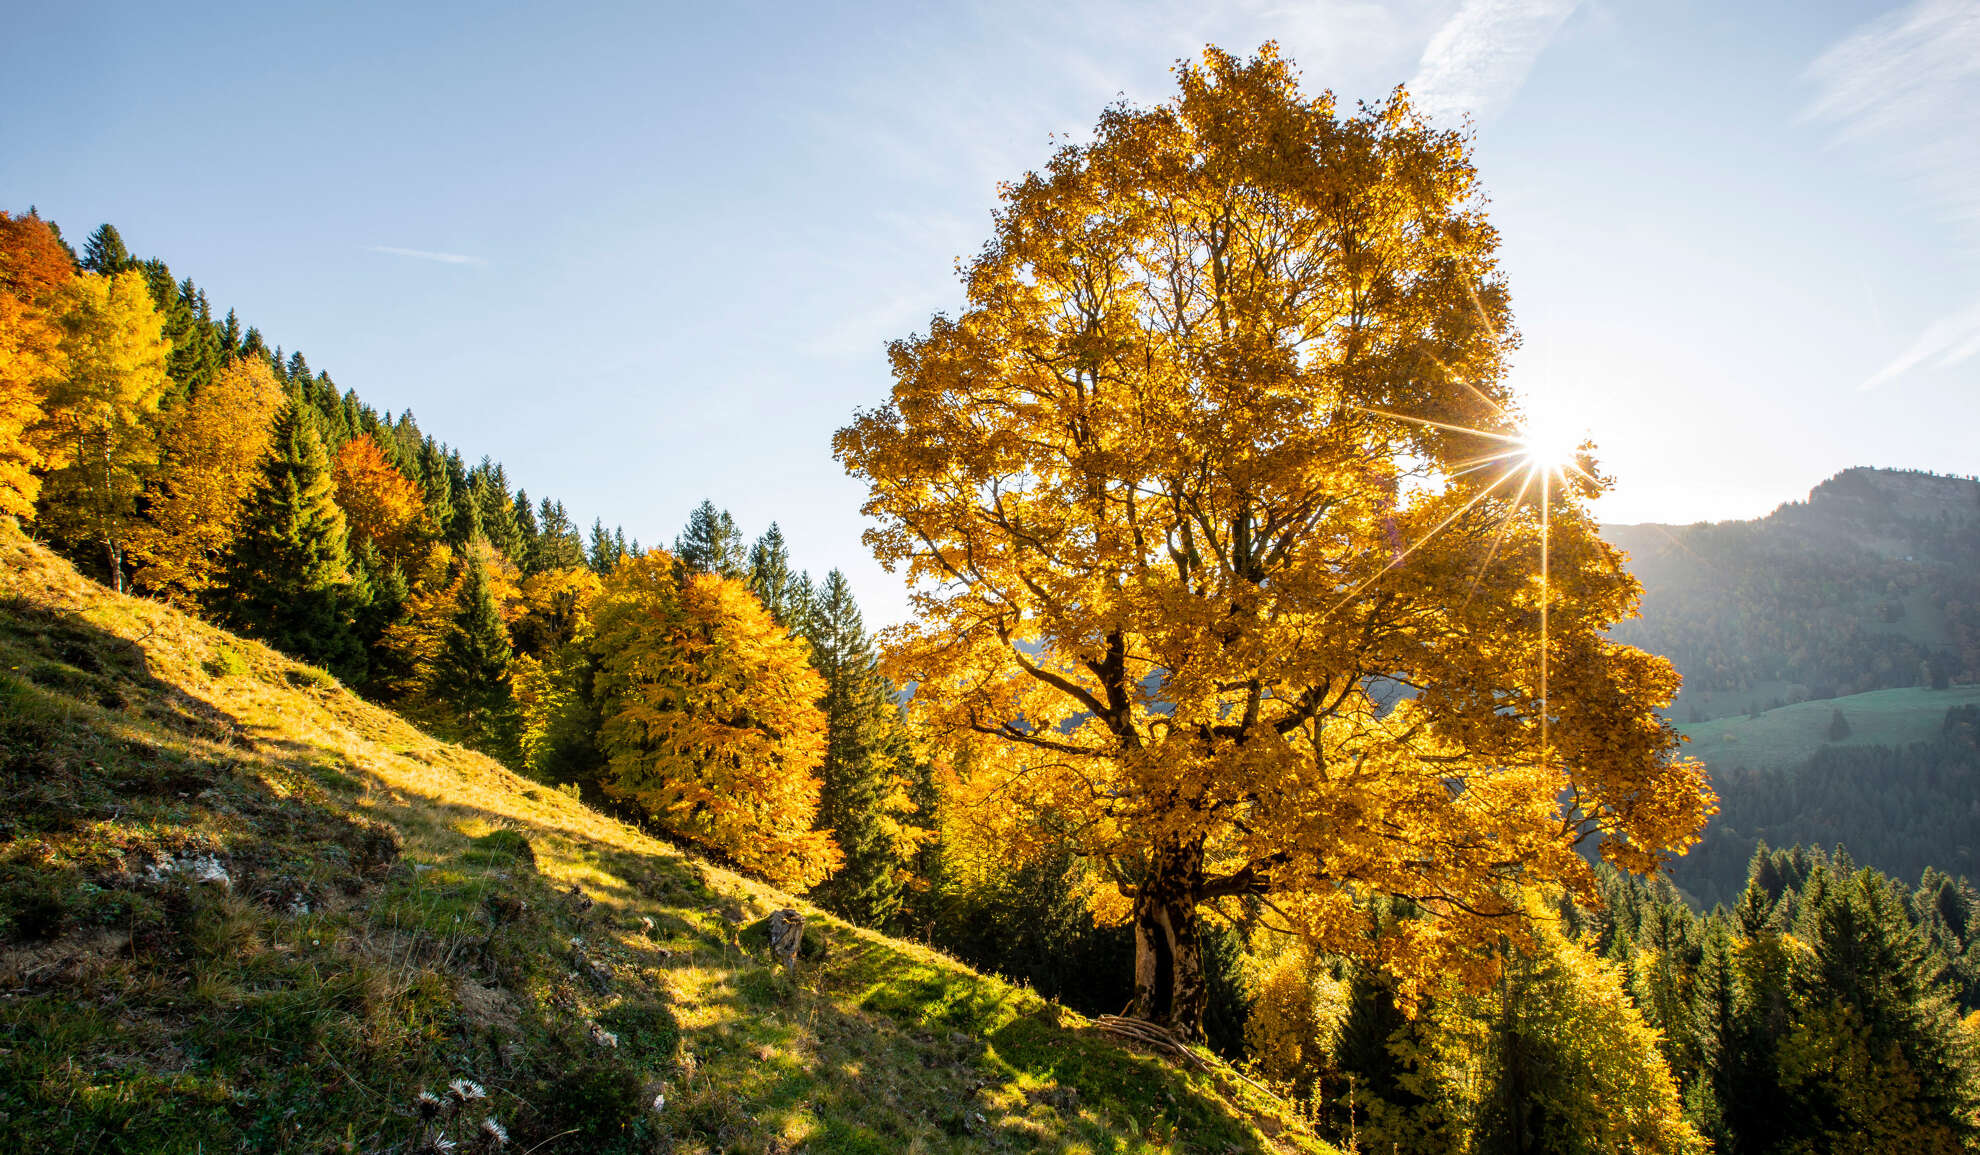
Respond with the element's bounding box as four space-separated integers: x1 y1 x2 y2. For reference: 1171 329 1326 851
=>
0 209 927 922
1669 704 1980 908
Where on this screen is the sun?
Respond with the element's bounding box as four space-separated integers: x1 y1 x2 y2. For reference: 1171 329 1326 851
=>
1516 406 1588 474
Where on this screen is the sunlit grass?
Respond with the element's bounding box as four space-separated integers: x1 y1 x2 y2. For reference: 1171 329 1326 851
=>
0 527 1329 1154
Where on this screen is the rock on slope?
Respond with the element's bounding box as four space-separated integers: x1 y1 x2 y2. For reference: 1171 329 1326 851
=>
0 529 1320 1154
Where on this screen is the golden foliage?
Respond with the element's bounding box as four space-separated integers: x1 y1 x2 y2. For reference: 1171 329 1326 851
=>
32 270 172 587
331 435 425 567
1241 934 1348 1095
127 358 284 602
835 45 1712 1013
511 565 604 773
1378 920 1707 1154
376 538 521 703
592 552 839 890
0 212 74 520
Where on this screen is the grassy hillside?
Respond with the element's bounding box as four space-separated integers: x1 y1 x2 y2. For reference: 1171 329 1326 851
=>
0 529 1322 1154
1674 684 1980 773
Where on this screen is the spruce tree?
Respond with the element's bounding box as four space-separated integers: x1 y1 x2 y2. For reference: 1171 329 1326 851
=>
216 399 364 678
81 223 132 274
512 488 541 570
747 522 799 625
429 553 518 761
675 499 746 577
587 519 620 574
533 498 585 571
470 462 520 559
805 569 920 927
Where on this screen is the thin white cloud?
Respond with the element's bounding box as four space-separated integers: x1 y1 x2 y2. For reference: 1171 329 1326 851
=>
367 244 483 265
1806 0 1980 387
1863 296 1980 389
1408 0 1580 125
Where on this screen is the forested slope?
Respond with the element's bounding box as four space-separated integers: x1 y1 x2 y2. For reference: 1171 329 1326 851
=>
1606 467 1980 720
0 529 1319 1154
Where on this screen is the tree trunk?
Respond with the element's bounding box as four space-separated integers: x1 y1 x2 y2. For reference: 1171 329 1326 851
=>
1131 836 1208 1040
105 536 123 594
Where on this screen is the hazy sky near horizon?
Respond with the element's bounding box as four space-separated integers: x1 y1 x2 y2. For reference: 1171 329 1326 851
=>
5 0 1979 624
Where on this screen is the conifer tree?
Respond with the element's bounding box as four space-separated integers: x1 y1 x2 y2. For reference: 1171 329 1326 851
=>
532 498 585 572
428 552 518 760
80 223 132 275
217 398 364 678
587 518 621 574
512 488 540 568
747 522 802 626
470 462 520 559
804 569 923 927
675 499 745 577
1776 861 1980 1150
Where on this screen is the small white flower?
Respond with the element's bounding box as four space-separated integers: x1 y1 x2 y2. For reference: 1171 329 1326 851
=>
447 1078 486 1102
479 1116 508 1147
651 1092 666 1114
415 1090 443 1119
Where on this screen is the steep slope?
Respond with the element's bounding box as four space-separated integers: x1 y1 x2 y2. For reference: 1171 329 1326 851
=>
0 529 1321 1154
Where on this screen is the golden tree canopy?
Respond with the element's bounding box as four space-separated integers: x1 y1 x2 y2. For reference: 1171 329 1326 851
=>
35 270 171 590
331 435 425 568
127 357 285 602
834 46 1711 1032
591 552 839 890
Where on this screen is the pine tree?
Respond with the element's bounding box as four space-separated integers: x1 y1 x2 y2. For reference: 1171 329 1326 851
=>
428 552 518 761
216 399 364 678
804 570 923 927
80 223 132 275
675 499 745 577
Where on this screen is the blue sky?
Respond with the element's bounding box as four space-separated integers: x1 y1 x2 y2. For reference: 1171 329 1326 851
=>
5 0 1979 624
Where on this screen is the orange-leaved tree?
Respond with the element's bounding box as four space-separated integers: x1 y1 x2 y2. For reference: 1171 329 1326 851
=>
834 46 1712 1038
127 357 285 602
591 551 840 890
331 434 426 568
0 211 75 521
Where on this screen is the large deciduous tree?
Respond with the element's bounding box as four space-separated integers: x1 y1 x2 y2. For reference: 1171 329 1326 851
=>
591 552 839 889
835 47 1712 1038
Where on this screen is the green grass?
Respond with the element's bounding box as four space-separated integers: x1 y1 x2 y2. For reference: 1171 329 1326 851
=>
0 528 1325 1155
1673 683 1980 773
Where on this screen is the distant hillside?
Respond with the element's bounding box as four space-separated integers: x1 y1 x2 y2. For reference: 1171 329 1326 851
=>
1603 468 1980 904
1606 467 1980 723
0 529 1318 1154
